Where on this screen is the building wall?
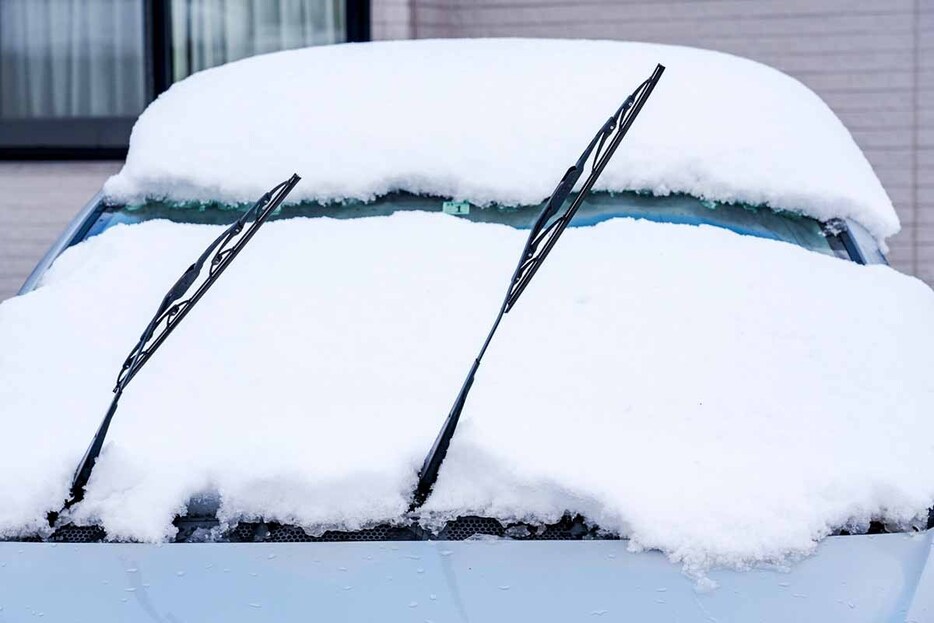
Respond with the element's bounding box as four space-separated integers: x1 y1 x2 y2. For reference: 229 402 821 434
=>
0 162 122 301
373 0 933 284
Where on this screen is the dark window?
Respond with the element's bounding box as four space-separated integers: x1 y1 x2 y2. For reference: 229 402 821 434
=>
0 0 147 154
0 0 368 157
169 0 347 82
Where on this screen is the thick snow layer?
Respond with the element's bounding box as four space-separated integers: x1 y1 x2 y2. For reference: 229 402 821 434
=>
420 218 934 571
103 39 898 241
1 214 932 570
0 215 514 541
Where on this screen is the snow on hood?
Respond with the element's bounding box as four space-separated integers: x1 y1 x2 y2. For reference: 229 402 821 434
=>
419 216 934 572
1 212 932 573
103 39 899 242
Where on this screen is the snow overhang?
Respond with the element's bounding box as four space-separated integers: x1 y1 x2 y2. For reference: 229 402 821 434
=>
103 38 899 242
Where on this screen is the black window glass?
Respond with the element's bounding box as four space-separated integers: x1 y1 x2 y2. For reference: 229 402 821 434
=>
170 0 346 81
0 0 146 119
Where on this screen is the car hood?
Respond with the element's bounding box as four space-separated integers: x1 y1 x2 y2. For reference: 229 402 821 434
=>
1 531 932 622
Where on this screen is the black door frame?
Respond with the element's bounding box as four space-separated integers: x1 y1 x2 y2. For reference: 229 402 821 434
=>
0 0 370 160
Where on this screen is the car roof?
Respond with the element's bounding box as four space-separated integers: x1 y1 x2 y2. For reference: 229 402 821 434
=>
103 38 897 242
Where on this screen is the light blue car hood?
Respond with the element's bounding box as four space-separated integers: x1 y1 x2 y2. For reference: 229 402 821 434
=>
1 531 932 622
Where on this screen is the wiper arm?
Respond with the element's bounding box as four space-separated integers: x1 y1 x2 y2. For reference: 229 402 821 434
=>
59 174 301 514
411 64 665 509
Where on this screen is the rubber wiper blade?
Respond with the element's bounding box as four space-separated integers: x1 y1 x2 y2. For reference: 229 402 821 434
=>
411 65 665 509
58 174 301 514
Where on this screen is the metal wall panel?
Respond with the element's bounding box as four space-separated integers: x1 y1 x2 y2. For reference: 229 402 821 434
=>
0 162 121 301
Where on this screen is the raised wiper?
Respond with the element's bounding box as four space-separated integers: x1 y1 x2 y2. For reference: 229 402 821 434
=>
411 64 665 508
58 174 301 514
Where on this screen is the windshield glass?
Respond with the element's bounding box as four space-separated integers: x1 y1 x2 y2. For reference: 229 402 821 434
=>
79 191 849 259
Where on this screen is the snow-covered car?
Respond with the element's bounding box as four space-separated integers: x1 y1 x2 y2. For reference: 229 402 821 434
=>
2 39 933 622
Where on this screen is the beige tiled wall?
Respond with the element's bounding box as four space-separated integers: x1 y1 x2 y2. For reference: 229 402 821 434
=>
0 162 121 301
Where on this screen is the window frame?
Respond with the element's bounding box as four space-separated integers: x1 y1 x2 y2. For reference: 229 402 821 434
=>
0 0 370 158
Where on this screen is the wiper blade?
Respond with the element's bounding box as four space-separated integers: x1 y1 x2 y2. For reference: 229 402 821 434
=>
411 64 665 509
58 174 301 514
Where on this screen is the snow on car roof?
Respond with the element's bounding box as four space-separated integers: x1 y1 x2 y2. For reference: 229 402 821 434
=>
103 38 899 242
1 212 932 573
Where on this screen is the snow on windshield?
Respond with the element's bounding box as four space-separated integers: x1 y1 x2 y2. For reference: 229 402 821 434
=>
104 39 898 243
1 213 931 573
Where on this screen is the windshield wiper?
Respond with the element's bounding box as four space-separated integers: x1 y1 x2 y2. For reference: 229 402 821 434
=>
56 174 301 516
411 64 665 509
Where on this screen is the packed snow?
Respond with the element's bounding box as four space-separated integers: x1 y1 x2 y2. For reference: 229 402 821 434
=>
104 39 898 242
419 216 934 571
0 214 513 541
1 212 932 572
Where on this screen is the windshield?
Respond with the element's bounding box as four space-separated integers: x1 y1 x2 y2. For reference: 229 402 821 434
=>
78 191 850 260
28 188 903 546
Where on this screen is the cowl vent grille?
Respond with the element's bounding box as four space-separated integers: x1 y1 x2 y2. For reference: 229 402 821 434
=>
41 514 615 543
